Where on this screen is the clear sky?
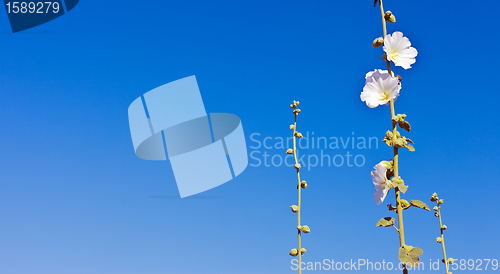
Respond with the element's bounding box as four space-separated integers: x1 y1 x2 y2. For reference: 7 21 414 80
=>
1 0 499 273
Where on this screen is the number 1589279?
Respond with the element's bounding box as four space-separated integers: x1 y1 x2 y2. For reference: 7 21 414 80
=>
5 2 60 14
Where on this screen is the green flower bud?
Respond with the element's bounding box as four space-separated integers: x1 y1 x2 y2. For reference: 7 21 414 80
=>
372 37 384 48
433 206 439 211
300 248 307 255
289 248 298 256
301 225 310 234
384 11 396 23
290 205 299 213
438 199 444 204
290 104 295 109
400 199 410 209
286 148 294 154
436 237 442 243
297 225 302 230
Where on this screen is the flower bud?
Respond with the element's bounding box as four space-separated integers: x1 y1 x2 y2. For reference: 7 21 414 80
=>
296 132 303 138
394 139 404 148
295 101 300 106
382 53 388 61
433 206 438 211
448 258 457 264
438 199 444 204
286 148 294 154
290 205 299 213
441 225 447 230
385 130 394 139
290 104 295 109
392 115 399 122
381 160 393 170
295 163 301 170
290 124 295 130
434 212 440 217
372 37 384 48
297 225 302 230
289 248 298 256
384 11 396 23
400 199 410 209
301 225 310 234
301 180 308 189
436 237 442 243
300 248 307 255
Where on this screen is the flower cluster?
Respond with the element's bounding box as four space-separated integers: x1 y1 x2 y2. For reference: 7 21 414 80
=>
361 32 417 109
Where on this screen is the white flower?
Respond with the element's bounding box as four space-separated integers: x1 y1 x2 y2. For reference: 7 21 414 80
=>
383 31 418 70
371 162 390 205
361 70 401 108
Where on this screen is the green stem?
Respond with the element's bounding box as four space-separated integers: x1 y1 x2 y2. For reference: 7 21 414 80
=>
293 111 302 274
380 1 407 273
437 203 450 274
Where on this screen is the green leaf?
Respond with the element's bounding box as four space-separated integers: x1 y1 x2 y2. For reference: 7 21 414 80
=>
410 200 430 211
396 183 408 194
405 144 415 152
399 121 411 132
376 217 395 227
398 245 423 267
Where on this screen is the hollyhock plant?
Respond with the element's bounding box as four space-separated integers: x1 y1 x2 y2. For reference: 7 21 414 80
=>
383 31 418 70
362 1 433 272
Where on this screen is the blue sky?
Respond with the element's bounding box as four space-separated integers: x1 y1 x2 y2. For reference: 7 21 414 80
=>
1 0 499 273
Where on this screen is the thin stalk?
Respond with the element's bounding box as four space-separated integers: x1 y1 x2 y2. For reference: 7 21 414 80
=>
437 204 450 274
293 113 302 274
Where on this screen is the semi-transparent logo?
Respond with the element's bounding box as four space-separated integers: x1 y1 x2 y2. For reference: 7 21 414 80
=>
128 76 248 198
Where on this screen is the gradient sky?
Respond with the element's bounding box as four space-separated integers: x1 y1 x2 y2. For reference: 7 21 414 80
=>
1 0 499 273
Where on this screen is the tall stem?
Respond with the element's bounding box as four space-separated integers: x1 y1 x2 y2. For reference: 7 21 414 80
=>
293 114 302 274
380 0 407 273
